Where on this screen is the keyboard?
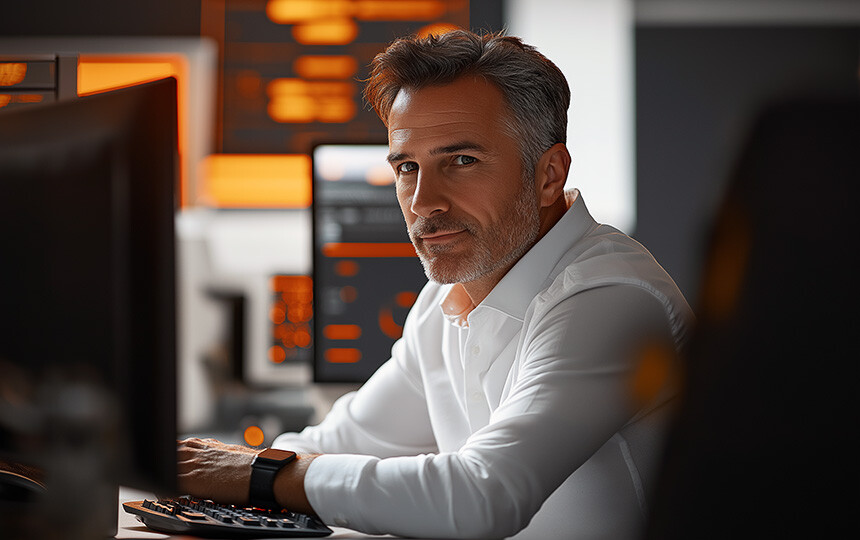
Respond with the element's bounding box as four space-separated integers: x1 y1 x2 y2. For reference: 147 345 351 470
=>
123 496 332 537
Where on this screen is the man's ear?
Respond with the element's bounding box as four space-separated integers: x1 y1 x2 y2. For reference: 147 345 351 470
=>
535 143 571 208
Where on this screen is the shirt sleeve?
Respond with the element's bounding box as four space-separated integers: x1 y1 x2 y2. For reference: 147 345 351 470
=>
272 339 439 457
302 284 676 538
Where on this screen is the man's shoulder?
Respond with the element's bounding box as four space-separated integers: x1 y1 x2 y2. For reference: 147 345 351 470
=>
534 224 692 324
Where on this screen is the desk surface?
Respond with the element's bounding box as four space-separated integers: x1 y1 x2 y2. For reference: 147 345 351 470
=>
117 487 394 540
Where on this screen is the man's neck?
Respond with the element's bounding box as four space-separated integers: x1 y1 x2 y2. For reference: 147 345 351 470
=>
459 269 509 308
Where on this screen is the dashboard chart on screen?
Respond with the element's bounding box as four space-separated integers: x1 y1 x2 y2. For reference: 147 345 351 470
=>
311 144 428 383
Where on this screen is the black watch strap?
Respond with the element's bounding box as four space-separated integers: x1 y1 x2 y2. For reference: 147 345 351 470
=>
248 448 297 509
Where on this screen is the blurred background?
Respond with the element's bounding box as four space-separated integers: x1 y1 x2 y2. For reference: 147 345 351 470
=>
1 0 858 446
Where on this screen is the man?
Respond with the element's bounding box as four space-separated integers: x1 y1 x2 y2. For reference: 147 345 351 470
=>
179 30 693 539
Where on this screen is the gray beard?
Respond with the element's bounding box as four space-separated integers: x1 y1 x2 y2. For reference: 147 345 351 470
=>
409 179 541 285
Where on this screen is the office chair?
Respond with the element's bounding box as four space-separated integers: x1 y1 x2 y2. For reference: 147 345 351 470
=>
645 96 860 538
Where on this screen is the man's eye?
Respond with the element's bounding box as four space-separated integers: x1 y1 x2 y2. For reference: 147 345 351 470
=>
397 162 418 173
453 155 477 166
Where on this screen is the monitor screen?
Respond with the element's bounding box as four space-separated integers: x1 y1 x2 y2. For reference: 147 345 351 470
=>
311 143 428 383
0 78 178 494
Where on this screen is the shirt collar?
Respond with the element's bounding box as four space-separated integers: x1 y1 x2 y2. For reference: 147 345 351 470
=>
439 189 598 325
440 283 475 327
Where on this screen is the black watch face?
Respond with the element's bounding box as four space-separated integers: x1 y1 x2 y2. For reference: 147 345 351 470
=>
256 449 296 464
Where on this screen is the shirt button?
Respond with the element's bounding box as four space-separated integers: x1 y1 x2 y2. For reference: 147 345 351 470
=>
471 391 482 401
470 345 481 356
334 517 349 527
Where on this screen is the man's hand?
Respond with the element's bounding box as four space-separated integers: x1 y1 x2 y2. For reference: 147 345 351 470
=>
176 437 258 505
176 437 319 516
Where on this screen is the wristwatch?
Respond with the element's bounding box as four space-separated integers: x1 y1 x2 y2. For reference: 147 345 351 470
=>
248 448 297 509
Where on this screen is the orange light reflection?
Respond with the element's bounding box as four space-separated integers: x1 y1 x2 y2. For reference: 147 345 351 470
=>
202 154 311 208
77 55 189 206
244 425 265 446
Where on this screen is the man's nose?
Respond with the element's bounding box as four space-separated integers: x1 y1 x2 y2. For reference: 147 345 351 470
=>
410 171 449 218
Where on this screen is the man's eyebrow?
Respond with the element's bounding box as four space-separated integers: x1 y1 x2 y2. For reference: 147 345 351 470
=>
432 141 488 156
386 151 408 163
386 141 488 163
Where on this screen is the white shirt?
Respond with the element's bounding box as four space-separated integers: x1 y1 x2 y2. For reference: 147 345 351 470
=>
274 191 694 539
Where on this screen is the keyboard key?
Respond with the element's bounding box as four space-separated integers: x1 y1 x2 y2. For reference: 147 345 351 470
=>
180 510 207 520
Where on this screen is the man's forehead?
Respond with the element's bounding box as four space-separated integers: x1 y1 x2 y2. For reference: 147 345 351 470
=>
387 119 496 159
386 78 510 147
393 77 506 115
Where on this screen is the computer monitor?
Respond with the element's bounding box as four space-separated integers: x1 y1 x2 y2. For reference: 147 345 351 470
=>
0 78 178 494
310 143 428 383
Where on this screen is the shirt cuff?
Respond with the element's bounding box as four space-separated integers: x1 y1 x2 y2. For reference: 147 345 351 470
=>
304 453 379 532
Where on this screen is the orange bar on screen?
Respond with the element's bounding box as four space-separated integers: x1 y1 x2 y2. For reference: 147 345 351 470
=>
324 324 362 340
322 242 417 258
325 348 362 364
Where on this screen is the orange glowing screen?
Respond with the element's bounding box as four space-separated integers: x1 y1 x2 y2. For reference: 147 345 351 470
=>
322 243 417 258
325 348 362 364
266 0 449 45
202 154 312 208
294 327 312 348
293 55 358 79
270 275 313 361
0 63 27 86
272 274 313 295
0 94 45 108
77 55 189 205
287 303 312 323
324 324 362 340
77 58 184 95
354 0 447 20
378 307 404 339
269 345 288 364
267 79 356 123
266 0 447 23
293 19 358 45
270 305 287 325
266 0 352 22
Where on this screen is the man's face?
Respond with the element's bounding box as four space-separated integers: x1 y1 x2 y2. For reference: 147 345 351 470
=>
386 76 541 286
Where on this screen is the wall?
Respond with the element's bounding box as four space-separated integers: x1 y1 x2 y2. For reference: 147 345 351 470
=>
634 4 860 299
0 0 201 36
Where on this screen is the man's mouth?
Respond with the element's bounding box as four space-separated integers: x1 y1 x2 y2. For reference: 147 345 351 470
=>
419 230 466 244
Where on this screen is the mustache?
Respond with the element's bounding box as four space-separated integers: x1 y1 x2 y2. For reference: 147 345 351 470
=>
409 215 474 239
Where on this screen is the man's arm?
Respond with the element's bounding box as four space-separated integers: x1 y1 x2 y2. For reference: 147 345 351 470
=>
176 438 317 515
271 350 439 457
293 285 678 538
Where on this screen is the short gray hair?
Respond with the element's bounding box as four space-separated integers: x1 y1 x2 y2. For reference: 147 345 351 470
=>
364 30 571 179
